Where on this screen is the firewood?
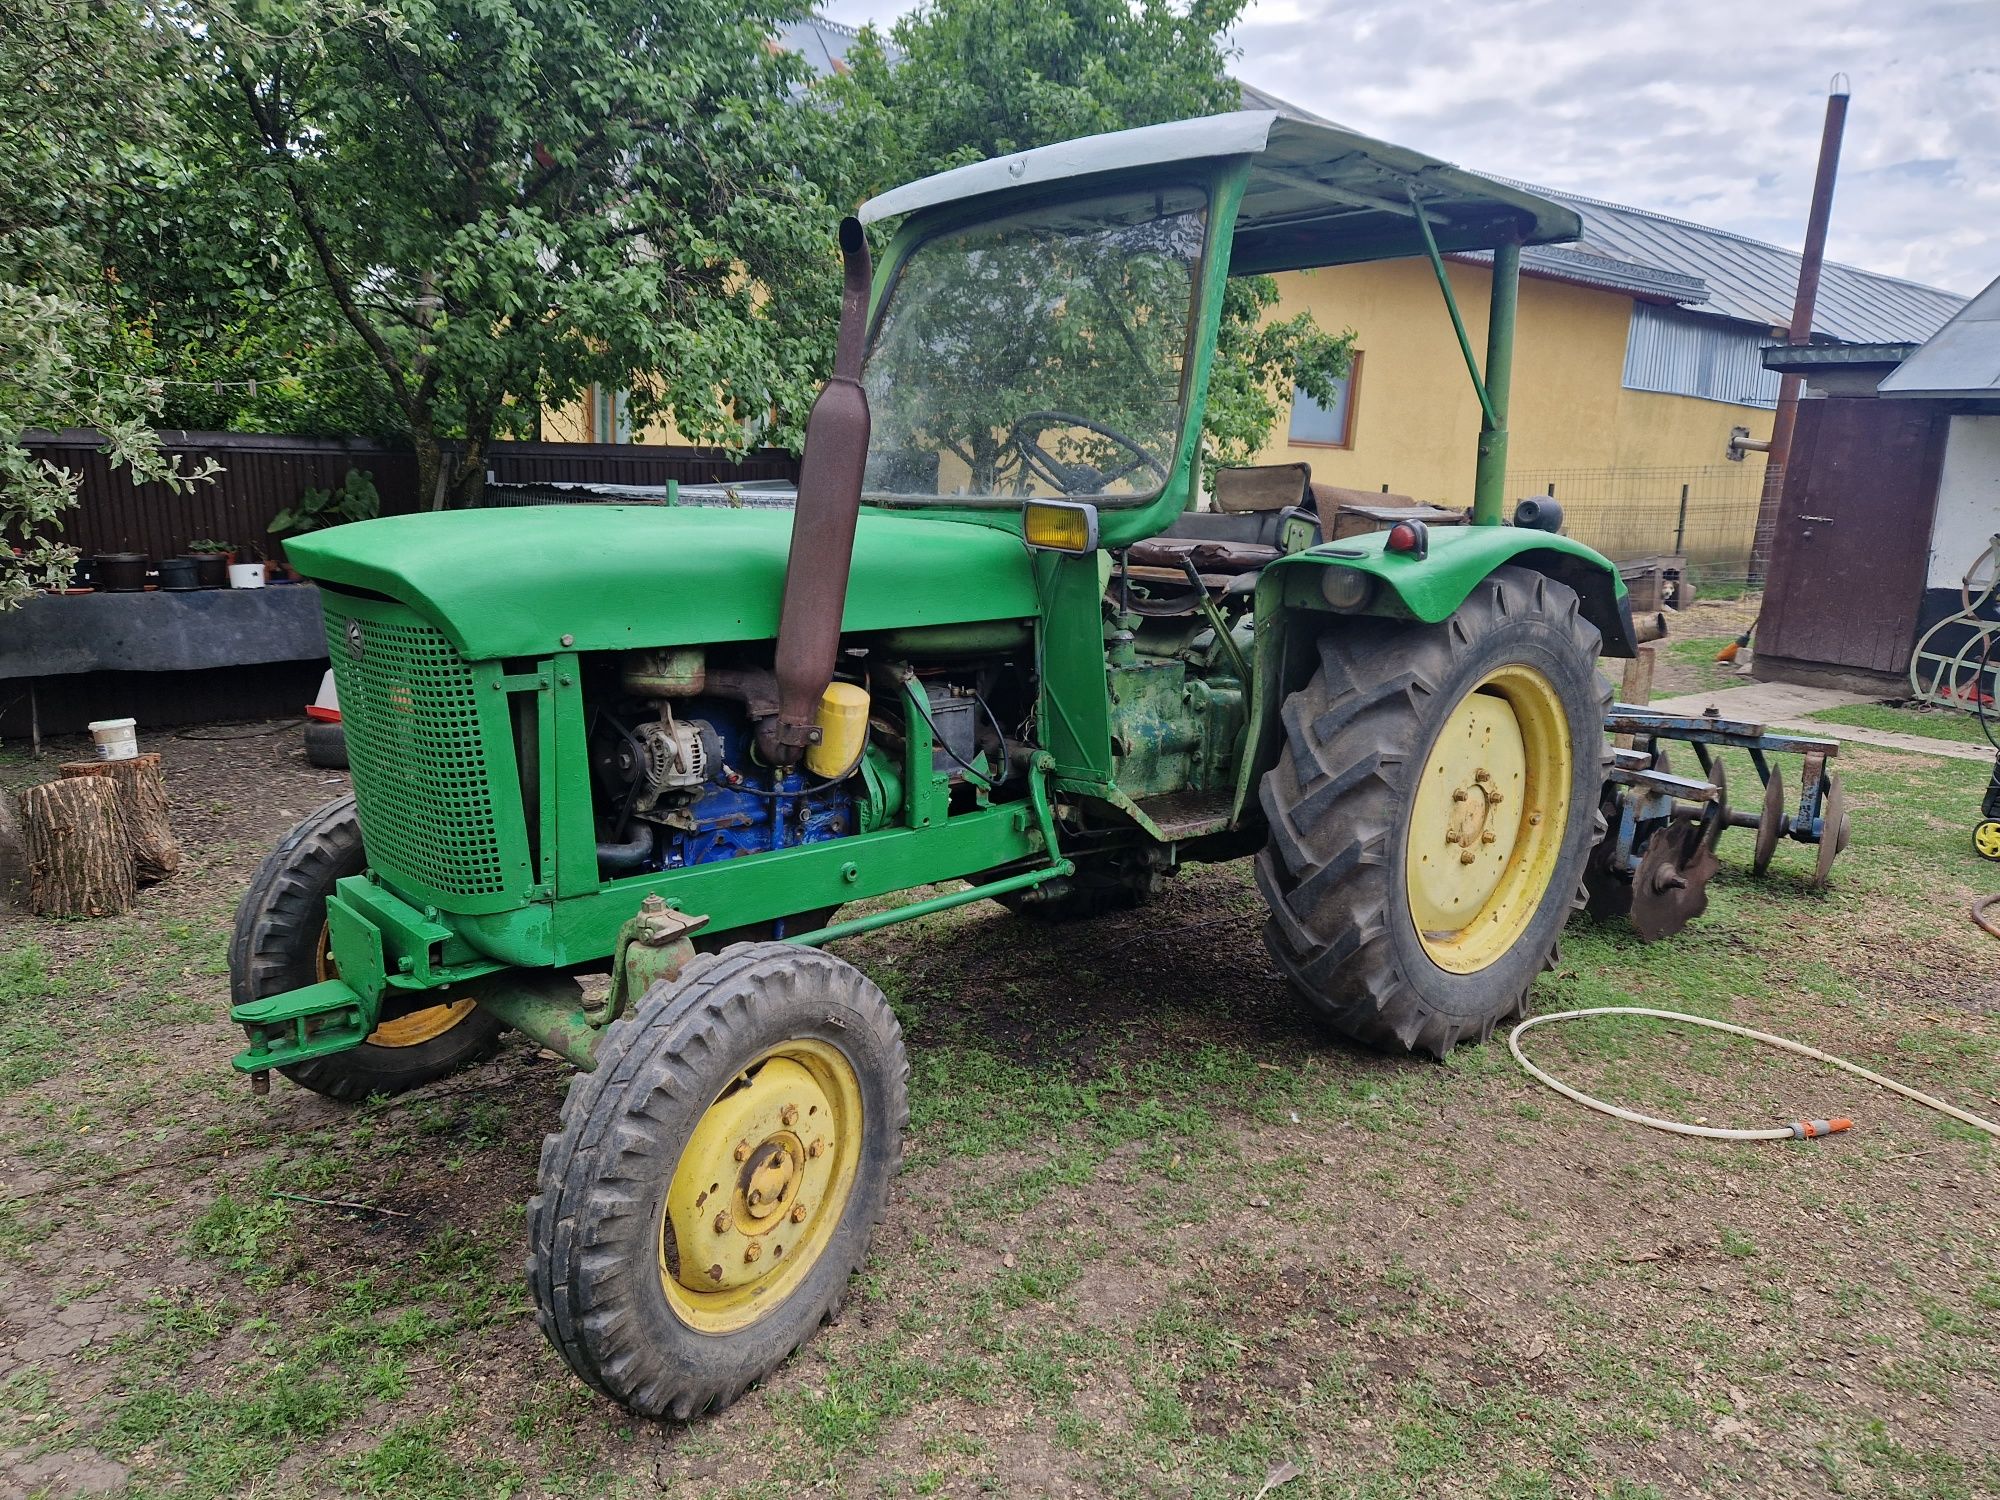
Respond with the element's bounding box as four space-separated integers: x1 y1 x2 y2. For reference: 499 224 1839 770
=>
19 778 134 917
59 754 180 883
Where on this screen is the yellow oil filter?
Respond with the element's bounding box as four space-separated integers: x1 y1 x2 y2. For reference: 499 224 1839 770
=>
806 681 870 778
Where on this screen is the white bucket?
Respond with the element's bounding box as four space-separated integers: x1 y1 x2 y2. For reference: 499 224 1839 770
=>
89 717 138 761
228 563 266 589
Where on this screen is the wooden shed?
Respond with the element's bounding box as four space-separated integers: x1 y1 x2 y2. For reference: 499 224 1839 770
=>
1753 273 2000 694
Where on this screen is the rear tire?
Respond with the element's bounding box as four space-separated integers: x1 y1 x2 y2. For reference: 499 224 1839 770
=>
1256 567 1611 1056
526 943 906 1417
228 796 505 1100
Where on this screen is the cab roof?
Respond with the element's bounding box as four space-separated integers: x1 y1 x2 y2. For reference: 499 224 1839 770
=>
857 110 1582 274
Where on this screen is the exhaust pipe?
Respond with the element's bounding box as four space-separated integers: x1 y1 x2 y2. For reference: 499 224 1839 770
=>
764 217 873 765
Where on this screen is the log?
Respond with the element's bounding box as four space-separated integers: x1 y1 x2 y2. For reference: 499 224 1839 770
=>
0 789 28 910
59 755 180 883
19 777 134 917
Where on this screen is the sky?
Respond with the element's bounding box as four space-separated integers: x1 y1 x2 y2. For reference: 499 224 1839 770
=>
814 0 1999 296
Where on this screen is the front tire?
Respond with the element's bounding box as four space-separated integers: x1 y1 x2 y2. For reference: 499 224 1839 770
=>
1257 567 1611 1056
228 795 505 1099
527 943 907 1418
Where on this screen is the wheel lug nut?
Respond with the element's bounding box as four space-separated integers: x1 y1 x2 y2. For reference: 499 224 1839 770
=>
790 1204 807 1223
781 1104 798 1126
1452 788 1469 802
713 1211 730 1234
807 1139 825 1159
707 1263 723 1282
1459 849 1477 865
1481 829 1497 844
1486 790 1504 805
733 1140 750 1162
744 1242 762 1263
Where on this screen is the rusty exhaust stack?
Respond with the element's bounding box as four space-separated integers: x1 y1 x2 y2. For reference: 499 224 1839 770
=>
763 217 873 765
1751 77 1849 583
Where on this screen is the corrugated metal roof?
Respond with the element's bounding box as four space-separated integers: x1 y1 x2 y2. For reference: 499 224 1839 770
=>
1880 273 2000 399
1513 183 1966 344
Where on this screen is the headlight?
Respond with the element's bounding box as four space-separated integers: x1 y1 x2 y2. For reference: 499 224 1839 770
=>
1320 567 1374 611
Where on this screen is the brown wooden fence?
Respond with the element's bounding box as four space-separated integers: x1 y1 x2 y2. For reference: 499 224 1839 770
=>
19 429 800 561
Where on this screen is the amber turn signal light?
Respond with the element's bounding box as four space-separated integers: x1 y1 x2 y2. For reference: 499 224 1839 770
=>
1023 499 1099 554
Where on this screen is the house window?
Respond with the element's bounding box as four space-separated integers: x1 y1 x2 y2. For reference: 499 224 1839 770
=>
591 384 632 443
1289 355 1361 447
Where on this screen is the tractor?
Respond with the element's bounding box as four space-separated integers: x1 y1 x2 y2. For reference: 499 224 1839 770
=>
228 110 1634 1417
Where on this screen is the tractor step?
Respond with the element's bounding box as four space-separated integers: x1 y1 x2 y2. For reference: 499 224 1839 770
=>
230 979 372 1073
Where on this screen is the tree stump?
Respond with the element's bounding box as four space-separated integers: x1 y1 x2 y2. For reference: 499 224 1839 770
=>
60 755 181 883
0 789 28 911
19 778 134 917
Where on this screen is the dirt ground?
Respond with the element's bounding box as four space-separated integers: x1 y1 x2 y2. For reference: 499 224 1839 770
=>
1 706 1997 1499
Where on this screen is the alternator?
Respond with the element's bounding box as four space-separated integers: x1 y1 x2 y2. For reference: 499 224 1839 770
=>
639 716 709 791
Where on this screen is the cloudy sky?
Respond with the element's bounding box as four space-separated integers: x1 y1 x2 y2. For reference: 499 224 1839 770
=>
816 0 1999 295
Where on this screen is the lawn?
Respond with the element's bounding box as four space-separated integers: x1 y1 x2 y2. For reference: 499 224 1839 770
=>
1 724 1997 1498
1808 701 1998 748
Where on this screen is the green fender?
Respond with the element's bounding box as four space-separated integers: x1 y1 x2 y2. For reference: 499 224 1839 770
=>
1229 523 1632 825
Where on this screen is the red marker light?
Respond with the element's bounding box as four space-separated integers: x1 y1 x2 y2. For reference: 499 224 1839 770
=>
1385 519 1429 558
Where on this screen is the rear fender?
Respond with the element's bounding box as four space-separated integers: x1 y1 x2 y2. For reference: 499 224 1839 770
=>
1229 527 1631 825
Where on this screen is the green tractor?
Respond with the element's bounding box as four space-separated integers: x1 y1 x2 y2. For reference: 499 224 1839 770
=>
229 110 1632 1416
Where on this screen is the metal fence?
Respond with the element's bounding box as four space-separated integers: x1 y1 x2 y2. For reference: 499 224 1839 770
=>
1507 464 1778 586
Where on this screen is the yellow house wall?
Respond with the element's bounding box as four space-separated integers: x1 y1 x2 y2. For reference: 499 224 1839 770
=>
1252 259 1775 526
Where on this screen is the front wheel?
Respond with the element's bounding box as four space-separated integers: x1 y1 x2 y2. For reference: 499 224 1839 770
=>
527 943 907 1418
228 795 505 1099
1256 567 1611 1056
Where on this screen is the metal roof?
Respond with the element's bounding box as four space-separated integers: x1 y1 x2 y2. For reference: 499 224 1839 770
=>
858 111 1582 274
1762 342 1920 372
1880 273 2000 399
1511 183 1966 344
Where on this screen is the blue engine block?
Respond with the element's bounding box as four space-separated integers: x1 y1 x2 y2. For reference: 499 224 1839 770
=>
647 703 856 871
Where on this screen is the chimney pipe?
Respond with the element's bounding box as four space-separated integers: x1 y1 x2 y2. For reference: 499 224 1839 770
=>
763 217 873 765
1751 77 1849 583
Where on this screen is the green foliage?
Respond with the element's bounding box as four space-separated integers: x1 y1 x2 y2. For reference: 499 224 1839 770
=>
825 0 1353 473
268 469 381 539
176 0 847 506
0 0 217 606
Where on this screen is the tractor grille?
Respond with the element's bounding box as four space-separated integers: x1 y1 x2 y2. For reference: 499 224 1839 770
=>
324 607 511 900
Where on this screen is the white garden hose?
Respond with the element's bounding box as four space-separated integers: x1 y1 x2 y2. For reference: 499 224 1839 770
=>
1509 1007 2000 1142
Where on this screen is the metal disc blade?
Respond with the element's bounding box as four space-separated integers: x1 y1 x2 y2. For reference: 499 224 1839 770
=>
1630 823 1720 942
1813 772 1848 890
1753 764 1786 875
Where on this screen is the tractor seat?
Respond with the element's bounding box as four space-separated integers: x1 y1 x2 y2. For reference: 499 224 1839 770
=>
1127 534 1281 574
1132 462 1318 573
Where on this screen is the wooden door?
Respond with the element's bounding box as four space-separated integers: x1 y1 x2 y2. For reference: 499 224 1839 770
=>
1758 398 1949 673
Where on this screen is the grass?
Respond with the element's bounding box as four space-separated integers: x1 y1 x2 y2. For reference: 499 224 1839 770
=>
3 738 2000 1499
1809 700 1997 747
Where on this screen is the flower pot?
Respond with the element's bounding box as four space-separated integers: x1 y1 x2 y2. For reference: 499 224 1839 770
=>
157 557 200 591
228 563 267 589
192 554 230 588
96 552 148 592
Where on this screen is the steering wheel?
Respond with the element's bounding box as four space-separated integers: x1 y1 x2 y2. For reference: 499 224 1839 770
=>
1009 411 1169 496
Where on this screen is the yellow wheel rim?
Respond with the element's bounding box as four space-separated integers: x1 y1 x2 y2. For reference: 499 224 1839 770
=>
659 1040 863 1335
1405 664 1573 974
315 925 477 1049
1976 822 2000 860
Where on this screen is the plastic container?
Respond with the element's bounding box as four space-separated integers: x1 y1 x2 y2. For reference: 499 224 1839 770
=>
89 718 138 761
157 557 199 590
192 553 230 588
228 563 267 589
96 552 148 592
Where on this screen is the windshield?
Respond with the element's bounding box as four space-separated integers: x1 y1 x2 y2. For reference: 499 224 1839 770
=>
860 185 1206 506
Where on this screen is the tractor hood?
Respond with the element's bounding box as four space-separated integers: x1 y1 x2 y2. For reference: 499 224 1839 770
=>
285 504 1038 662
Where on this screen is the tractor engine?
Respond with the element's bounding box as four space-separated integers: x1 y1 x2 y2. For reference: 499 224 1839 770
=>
589 695 859 876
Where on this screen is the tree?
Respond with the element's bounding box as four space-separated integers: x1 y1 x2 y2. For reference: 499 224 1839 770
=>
824 0 1352 476
186 0 846 506
0 0 215 609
